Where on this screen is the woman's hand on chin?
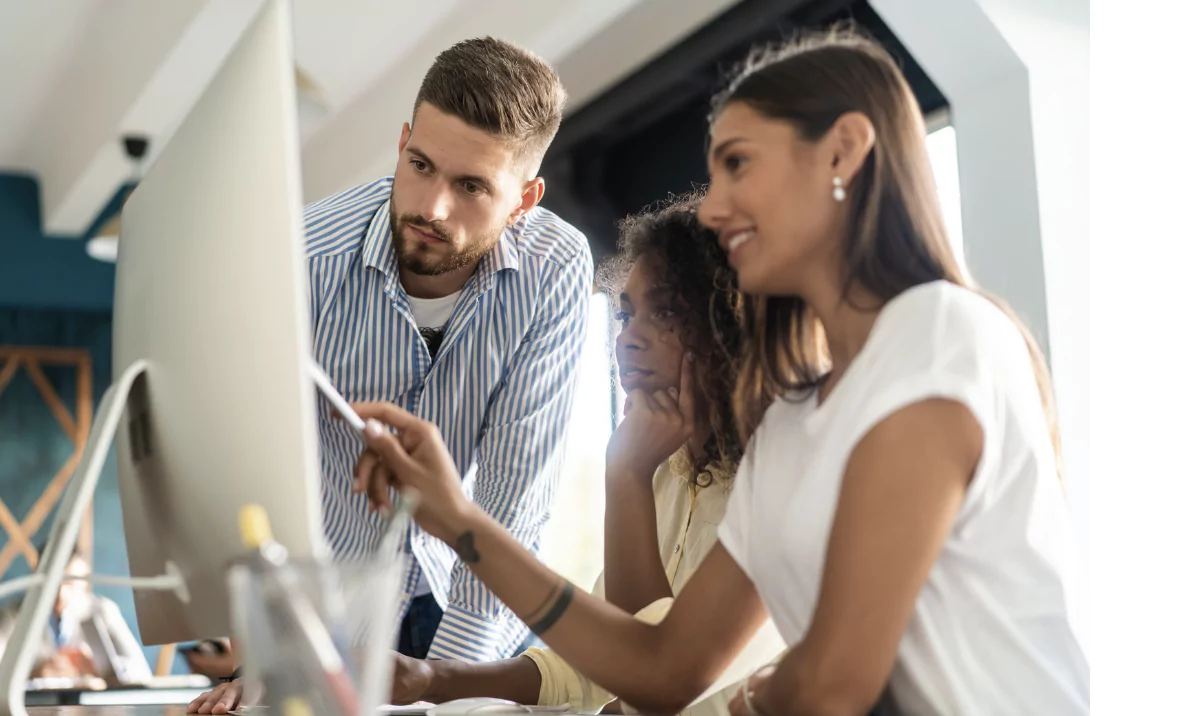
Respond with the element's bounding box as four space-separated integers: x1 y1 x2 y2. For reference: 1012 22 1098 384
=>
607 354 696 479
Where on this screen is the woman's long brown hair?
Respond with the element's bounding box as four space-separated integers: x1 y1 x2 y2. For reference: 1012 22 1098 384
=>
716 26 1061 473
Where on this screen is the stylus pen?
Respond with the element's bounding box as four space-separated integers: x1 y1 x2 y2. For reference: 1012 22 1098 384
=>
306 356 373 436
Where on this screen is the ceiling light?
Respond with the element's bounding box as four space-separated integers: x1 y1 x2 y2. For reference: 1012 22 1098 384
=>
85 233 119 263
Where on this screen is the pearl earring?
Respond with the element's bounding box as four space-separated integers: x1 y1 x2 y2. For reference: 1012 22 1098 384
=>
832 176 846 202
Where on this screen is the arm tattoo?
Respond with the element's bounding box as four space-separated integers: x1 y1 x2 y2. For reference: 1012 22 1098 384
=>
527 582 575 636
455 531 481 564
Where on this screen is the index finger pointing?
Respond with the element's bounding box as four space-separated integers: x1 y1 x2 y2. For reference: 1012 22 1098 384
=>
351 402 421 433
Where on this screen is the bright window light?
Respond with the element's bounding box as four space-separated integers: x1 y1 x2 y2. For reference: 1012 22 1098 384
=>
926 124 967 271
539 291 612 590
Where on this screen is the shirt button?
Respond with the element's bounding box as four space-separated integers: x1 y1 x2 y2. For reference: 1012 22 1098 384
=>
674 544 681 554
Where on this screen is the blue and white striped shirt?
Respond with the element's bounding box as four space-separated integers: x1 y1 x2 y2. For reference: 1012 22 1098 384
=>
304 177 592 661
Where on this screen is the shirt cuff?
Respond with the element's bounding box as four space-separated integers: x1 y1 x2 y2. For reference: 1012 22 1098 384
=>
522 646 617 711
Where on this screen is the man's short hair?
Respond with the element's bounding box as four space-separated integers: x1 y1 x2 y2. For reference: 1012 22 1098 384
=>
414 37 566 173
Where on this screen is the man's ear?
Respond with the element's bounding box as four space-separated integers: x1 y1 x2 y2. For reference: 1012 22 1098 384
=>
398 122 412 153
506 178 545 226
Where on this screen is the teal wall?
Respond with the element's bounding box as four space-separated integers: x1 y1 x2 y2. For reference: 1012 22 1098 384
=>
0 174 122 313
0 173 184 672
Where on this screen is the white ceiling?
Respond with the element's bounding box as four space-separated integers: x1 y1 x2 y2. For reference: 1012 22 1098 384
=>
0 0 105 163
0 0 740 237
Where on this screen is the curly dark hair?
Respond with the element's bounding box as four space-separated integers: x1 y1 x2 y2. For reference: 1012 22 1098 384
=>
597 191 747 475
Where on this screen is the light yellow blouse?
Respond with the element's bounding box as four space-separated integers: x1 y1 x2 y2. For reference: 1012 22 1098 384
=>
522 447 786 715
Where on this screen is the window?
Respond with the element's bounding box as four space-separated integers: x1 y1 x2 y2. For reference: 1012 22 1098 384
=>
538 291 612 590
926 124 967 270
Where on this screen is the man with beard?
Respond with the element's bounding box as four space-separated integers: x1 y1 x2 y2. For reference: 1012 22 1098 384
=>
280 35 588 658
308 36 591 659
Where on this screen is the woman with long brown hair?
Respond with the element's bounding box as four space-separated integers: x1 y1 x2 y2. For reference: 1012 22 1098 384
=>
351 26 1088 715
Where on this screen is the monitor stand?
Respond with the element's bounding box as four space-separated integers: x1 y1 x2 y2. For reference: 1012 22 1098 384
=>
0 361 167 716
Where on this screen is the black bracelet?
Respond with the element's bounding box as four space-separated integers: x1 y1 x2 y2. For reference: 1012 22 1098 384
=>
527 582 575 636
220 667 242 683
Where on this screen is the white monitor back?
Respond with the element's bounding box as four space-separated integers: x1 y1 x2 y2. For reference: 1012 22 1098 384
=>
113 0 326 646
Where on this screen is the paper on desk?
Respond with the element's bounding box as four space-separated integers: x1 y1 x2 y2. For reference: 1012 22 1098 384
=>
380 706 570 715
229 703 431 715
231 704 429 715
233 704 570 715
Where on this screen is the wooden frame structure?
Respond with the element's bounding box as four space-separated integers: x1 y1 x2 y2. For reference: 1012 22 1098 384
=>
0 346 178 676
0 346 93 576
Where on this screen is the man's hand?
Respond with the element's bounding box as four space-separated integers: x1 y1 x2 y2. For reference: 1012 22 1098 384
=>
183 648 236 682
187 678 243 715
606 353 696 479
390 652 434 704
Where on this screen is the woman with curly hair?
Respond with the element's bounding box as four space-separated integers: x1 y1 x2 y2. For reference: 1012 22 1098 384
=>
379 193 785 714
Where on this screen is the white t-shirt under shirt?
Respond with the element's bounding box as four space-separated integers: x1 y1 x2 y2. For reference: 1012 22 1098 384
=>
406 291 462 358
718 281 1089 715
405 289 462 598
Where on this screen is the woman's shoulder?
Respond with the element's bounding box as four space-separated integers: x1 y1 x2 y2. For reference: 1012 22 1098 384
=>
870 281 1029 370
882 281 1021 341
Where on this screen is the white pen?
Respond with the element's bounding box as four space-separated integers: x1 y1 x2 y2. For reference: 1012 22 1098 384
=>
306 356 368 436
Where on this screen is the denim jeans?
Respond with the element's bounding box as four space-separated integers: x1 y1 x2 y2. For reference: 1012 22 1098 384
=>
513 631 543 655
396 594 444 659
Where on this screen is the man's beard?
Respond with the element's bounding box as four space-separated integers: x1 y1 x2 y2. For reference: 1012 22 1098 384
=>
392 211 502 277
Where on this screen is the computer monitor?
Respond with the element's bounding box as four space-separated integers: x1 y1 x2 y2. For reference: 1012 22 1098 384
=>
112 0 327 646
0 2 325 713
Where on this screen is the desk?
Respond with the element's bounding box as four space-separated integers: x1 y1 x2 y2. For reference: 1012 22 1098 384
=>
30 708 187 715
24 682 209 709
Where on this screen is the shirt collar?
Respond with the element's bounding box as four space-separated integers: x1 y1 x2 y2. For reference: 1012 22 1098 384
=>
362 199 522 279
666 444 733 487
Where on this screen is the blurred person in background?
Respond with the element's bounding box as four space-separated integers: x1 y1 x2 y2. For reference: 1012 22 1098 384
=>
0 545 152 689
